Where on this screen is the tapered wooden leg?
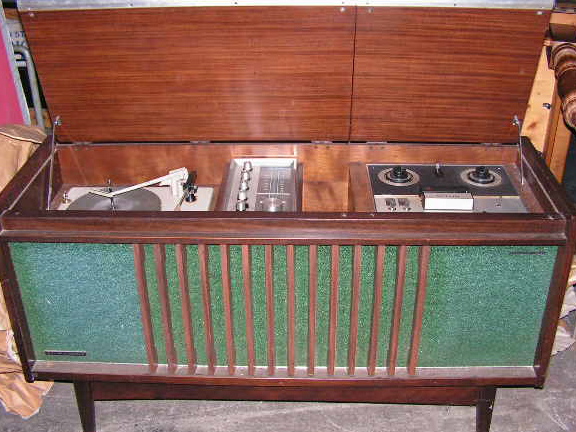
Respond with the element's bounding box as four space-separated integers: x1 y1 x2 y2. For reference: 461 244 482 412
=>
476 387 496 432
74 381 96 432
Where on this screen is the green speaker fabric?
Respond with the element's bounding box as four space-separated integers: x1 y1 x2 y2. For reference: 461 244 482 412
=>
9 242 557 369
11 243 147 363
419 246 557 367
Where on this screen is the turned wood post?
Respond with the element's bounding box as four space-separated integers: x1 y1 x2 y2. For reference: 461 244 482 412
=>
550 43 576 130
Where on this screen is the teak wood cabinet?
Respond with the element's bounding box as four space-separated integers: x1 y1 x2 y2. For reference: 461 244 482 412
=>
1 2 576 432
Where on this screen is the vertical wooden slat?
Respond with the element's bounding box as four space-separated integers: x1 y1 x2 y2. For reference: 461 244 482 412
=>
368 245 385 376
198 244 217 374
220 244 236 375
133 244 158 370
287 245 296 377
265 245 276 376
347 245 362 376
175 244 196 374
408 246 432 375
242 245 257 375
328 245 340 375
153 244 178 372
388 245 408 376
308 245 318 376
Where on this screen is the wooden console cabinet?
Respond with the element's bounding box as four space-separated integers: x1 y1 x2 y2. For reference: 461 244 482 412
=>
1 2 575 431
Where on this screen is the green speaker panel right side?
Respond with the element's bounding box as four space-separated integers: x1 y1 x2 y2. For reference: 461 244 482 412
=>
418 246 557 367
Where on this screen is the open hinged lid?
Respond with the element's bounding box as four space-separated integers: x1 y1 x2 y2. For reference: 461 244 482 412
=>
18 0 552 144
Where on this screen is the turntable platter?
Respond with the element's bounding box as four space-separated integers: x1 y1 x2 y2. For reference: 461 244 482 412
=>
67 188 162 211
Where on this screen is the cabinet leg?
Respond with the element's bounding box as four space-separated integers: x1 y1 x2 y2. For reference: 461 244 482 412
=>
476 387 496 432
74 381 96 432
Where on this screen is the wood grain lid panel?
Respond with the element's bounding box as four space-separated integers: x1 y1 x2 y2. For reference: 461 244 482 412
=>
351 8 550 143
21 7 355 143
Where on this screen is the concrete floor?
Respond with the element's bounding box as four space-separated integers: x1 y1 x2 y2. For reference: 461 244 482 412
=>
0 344 574 432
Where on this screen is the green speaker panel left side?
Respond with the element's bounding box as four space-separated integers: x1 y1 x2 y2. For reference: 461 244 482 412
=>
10 242 148 364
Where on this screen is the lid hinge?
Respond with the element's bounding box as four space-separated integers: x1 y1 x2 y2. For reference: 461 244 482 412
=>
46 116 61 210
512 115 525 186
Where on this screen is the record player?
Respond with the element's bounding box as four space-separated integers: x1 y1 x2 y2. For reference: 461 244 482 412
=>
55 168 214 211
0 2 575 432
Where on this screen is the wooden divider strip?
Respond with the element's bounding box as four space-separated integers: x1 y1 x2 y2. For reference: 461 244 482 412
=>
220 244 236 375
175 244 196 373
265 245 276 376
133 244 158 370
308 245 318 376
368 245 385 375
347 245 362 376
287 245 296 377
408 246 432 376
388 245 408 376
328 245 340 375
153 244 178 372
198 244 217 374
242 245 257 375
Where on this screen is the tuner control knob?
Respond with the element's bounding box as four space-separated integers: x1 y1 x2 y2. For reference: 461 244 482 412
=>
236 201 248 211
239 181 249 191
237 191 248 201
241 171 251 181
242 161 253 172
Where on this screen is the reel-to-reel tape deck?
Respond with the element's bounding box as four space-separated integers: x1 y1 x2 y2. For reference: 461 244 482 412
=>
368 164 527 213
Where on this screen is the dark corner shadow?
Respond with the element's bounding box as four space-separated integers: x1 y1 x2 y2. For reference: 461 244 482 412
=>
561 133 576 202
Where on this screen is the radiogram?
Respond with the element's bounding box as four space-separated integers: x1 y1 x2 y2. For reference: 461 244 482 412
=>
0 1 575 432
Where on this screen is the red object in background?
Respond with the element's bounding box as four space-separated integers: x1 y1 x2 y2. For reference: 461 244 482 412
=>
0 16 25 125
